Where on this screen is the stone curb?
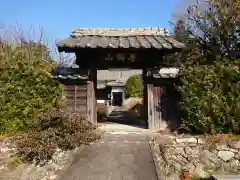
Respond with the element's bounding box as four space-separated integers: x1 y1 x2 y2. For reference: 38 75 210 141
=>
54 145 85 180
210 174 240 180
149 141 163 180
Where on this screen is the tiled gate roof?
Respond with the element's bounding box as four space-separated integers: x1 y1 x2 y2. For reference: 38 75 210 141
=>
57 28 185 51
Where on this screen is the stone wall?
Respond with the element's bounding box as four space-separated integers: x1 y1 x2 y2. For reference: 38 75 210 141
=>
151 135 240 180
0 138 83 180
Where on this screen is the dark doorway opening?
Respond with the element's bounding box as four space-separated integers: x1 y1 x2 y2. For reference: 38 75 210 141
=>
112 92 123 106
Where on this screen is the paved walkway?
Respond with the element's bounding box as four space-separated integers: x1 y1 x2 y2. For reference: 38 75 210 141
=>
59 111 157 180
59 133 157 180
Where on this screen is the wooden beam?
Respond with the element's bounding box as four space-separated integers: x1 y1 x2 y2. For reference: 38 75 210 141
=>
75 49 178 69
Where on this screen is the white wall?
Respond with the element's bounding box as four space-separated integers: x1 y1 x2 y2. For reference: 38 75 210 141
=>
111 87 124 93
97 100 105 103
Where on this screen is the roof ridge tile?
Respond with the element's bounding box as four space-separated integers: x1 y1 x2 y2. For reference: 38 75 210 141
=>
72 27 169 37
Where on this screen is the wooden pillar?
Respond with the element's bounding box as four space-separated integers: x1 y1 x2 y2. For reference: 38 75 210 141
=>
142 68 149 128
85 67 97 126
89 68 97 126
122 89 125 105
92 68 97 125
87 81 91 122
147 84 153 130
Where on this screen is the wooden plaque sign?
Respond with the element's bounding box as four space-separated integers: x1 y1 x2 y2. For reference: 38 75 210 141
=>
104 53 137 62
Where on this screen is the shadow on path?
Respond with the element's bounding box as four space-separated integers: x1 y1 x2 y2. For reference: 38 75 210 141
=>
106 110 148 129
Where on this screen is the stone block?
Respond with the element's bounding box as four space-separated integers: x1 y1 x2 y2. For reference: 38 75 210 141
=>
184 146 199 155
176 137 198 144
230 141 240 150
199 150 221 167
197 138 206 144
218 151 235 162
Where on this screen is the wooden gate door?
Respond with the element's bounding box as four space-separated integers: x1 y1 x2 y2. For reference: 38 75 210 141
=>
64 84 88 118
147 84 166 131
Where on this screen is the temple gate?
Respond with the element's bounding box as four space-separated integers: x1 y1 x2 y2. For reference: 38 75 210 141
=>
56 28 184 132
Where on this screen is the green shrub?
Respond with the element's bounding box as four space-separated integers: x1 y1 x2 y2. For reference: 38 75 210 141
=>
0 41 62 134
14 107 102 165
124 75 143 98
179 60 240 134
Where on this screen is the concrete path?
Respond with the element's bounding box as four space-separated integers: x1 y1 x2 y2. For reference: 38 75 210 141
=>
59 133 158 180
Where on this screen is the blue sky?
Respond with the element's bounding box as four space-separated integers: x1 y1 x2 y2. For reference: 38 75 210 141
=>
1 0 183 52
